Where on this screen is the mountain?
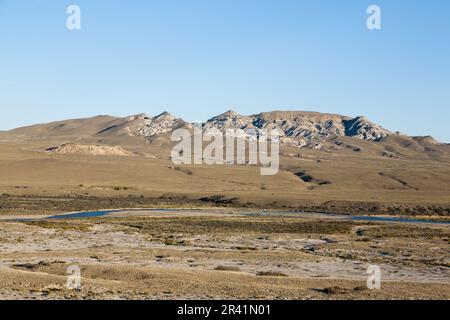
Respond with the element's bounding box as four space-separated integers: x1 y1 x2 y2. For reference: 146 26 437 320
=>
204 110 392 148
0 109 444 155
0 109 449 213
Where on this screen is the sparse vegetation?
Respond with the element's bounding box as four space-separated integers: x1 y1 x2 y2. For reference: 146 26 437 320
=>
0 210 448 299
257 271 288 277
214 266 241 272
22 220 91 232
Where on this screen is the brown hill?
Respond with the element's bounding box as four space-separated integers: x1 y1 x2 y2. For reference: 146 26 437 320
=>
0 110 448 215
3 115 119 141
2 110 393 144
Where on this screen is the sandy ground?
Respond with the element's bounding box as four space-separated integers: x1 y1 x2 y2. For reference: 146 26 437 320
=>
0 209 448 300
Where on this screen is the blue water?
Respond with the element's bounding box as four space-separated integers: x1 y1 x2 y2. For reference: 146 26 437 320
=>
47 209 175 220
350 216 450 225
45 208 450 225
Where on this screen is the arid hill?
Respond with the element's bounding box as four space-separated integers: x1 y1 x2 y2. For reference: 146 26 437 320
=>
1 110 447 159
0 110 449 215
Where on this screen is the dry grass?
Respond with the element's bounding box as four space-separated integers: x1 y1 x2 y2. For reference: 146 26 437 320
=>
0 138 449 217
256 271 288 277
22 220 91 232
0 211 448 300
214 266 241 272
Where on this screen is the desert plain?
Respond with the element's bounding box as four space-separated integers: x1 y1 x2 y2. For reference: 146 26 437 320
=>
0 111 449 300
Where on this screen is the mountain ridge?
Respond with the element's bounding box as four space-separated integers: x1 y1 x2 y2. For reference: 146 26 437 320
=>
1 110 443 150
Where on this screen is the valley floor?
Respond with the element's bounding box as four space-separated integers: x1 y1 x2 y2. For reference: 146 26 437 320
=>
0 209 448 300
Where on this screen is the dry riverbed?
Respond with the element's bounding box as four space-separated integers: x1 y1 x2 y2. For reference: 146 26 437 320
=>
0 209 449 300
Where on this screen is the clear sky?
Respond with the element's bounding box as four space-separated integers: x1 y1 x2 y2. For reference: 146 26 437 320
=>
0 0 449 142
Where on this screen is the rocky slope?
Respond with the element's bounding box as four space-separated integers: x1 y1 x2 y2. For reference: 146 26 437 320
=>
95 112 188 138
3 109 443 152
203 110 392 149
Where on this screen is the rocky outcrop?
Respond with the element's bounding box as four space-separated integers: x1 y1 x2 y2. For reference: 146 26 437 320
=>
95 112 188 138
135 112 187 137
46 144 134 156
202 110 392 148
95 110 393 149
24 110 397 151
343 116 391 141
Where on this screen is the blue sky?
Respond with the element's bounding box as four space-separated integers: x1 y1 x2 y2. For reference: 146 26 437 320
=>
0 0 449 141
